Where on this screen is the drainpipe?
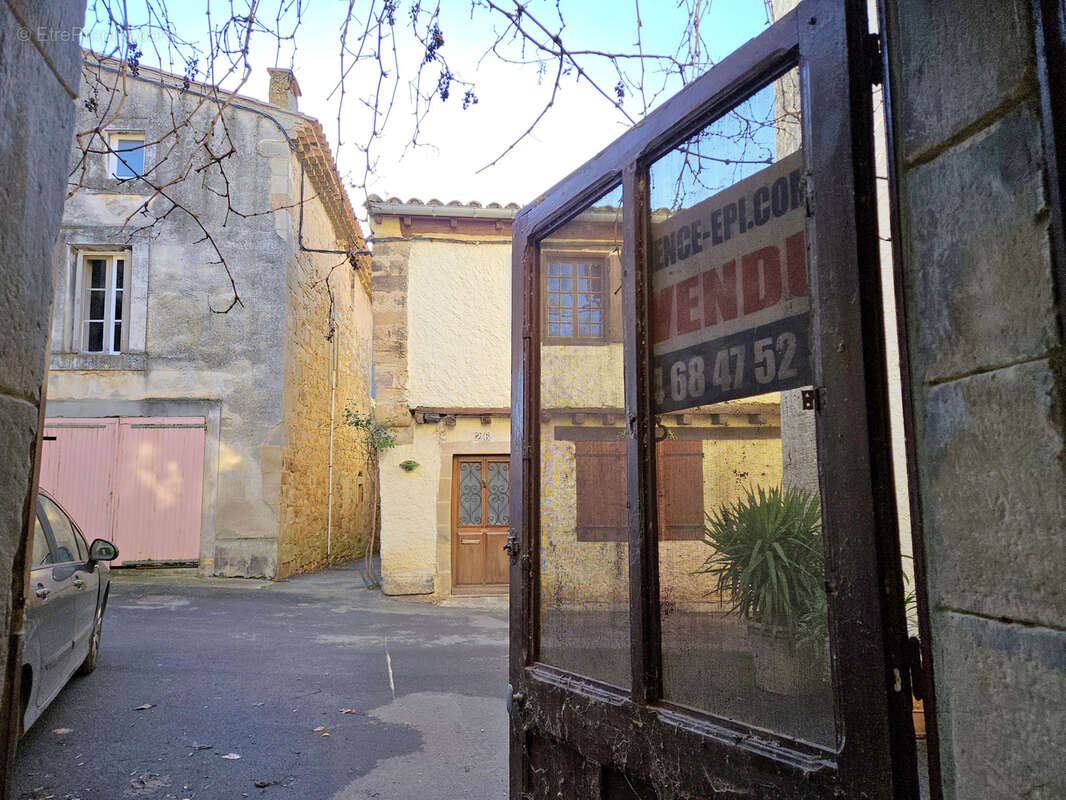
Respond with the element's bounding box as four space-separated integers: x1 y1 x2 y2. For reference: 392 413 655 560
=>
326 328 338 561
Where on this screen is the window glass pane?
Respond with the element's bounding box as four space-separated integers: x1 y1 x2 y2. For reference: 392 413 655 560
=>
114 290 124 320
486 462 509 526
546 253 608 341
89 290 105 320
116 259 125 289
538 184 628 687
458 462 483 526
649 68 835 747
90 259 106 289
88 321 104 352
75 529 89 561
113 321 122 352
114 137 145 177
40 496 80 564
32 516 52 567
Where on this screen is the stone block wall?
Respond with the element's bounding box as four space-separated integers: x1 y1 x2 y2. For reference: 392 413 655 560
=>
884 1 1066 796
370 221 413 446
0 0 83 773
275 174 375 579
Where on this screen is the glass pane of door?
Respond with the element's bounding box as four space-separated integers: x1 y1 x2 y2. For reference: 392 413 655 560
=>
458 461 483 525
649 68 835 747
537 185 629 687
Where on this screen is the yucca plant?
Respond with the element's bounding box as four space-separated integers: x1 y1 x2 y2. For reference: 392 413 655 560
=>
697 486 824 637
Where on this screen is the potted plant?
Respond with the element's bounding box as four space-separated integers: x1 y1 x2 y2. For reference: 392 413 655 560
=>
697 485 826 695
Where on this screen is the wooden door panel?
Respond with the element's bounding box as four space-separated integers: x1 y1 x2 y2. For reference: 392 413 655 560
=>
454 534 486 587
454 456 511 590
111 418 205 562
484 532 510 584
39 419 119 545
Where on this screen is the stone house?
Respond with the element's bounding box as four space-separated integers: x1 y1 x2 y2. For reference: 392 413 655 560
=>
369 198 517 597
368 196 789 606
3 0 1064 794
42 56 375 579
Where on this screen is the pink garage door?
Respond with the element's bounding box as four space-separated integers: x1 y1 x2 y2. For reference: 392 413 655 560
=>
40 417 206 564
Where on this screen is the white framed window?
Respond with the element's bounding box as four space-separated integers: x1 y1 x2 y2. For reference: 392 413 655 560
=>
108 131 145 179
74 251 131 354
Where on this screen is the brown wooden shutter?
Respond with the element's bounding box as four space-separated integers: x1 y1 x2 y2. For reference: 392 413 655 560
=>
656 439 704 540
607 252 623 342
575 440 627 541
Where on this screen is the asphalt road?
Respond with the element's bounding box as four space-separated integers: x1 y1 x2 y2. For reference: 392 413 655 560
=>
13 562 509 800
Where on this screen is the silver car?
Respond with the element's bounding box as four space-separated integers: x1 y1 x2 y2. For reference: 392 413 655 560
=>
19 490 118 734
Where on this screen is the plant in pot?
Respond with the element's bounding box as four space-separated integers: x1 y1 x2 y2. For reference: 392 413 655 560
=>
697 485 826 695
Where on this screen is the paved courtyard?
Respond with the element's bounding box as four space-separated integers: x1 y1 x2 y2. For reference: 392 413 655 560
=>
14 562 508 800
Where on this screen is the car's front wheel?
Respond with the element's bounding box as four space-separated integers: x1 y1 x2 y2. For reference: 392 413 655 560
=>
76 609 102 676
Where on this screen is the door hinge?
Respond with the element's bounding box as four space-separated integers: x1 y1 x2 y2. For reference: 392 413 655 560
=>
865 32 883 86
801 388 820 411
907 635 925 700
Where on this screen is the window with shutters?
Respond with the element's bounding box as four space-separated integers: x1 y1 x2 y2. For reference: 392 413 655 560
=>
574 438 704 542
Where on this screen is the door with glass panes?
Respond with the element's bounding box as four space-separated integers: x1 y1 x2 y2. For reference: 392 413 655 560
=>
453 456 510 591
507 1 925 797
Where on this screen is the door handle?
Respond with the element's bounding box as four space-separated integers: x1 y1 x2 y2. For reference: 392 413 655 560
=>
503 535 520 564
35 585 49 600
73 577 84 589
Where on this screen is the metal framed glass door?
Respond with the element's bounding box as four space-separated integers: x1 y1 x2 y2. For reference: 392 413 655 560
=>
508 1 919 797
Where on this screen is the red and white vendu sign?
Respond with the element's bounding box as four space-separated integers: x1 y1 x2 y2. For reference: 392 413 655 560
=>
650 150 810 413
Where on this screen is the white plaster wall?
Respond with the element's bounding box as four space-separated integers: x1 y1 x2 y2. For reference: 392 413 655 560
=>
406 242 512 408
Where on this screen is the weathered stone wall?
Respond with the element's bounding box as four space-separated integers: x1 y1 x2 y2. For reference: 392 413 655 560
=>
884 2 1066 796
275 174 374 579
0 0 84 770
49 74 294 576
371 218 514 595
46 65 371 579
370 218 412 442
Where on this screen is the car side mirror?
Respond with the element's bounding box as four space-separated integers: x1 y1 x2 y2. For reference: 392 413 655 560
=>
88 539 119 564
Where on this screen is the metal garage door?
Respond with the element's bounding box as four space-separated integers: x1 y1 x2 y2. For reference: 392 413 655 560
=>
39 417 206 564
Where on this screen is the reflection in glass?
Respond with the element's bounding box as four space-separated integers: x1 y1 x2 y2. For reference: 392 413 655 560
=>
649 69 835 747
538 185 630 687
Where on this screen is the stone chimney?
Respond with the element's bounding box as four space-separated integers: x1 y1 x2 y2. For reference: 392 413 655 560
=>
267 68 301 112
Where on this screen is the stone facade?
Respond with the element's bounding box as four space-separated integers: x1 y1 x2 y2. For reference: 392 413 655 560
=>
0 0 85 767
884 1 1066 796
46 58 373 578
368 200 516 597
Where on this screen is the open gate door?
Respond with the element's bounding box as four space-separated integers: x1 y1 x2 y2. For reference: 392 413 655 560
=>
508 0 920 797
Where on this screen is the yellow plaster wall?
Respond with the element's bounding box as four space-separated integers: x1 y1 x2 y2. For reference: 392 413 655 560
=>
540 345 625 409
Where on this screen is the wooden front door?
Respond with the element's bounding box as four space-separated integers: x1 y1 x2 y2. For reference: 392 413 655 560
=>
39 417 206 564
452 456 510 592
